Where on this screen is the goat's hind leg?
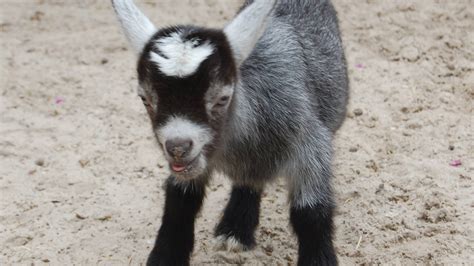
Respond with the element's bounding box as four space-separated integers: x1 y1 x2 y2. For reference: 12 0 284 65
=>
214 184 262 251
290 195 337 266
286 138 338 265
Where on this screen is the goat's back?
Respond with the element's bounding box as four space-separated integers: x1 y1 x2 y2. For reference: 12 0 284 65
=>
240 0 348 133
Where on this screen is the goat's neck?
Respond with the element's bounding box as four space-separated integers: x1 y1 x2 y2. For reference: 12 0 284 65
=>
225 83 254 142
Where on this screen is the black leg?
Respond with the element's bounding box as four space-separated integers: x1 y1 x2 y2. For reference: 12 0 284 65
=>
290 203 337 266
147 176 206 266
215 185 262 250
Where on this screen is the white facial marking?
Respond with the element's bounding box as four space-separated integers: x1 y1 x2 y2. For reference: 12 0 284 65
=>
150 32 214 77
112 0 157 54
157 116 212 159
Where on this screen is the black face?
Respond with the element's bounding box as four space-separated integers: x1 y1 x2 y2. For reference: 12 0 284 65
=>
136 26 237 179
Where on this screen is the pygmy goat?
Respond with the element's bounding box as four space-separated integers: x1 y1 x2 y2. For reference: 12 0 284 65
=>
112 0 349 265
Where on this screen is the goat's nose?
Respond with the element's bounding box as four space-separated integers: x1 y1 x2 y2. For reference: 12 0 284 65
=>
165 138 193 158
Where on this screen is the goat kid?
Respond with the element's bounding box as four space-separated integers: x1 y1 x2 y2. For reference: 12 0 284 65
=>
111 0 349 265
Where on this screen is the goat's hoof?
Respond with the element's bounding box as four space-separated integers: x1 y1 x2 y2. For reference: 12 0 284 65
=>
214 235 250 252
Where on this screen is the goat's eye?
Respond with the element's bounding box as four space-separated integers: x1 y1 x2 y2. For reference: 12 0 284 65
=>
215 96 230 107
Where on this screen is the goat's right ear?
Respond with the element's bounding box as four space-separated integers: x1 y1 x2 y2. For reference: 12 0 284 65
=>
224 0 276 66
111 0 157 55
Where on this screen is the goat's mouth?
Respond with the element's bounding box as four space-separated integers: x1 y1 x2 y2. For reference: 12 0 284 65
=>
169 155 199 173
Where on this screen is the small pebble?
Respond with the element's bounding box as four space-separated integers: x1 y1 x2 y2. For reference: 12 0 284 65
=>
375 183 384 194
263 243 274 255
448 145 454 151
30 11 44 21
79 159 89 168
400 46 420 62
400 107 409 113
75 213 86 220
353 108 363 116
449 159 462 167
35 159 45 167
97 215 112 221
407 123 422 130
445 39 463 49
349 147 358 152
366 160 378 172
55 96 65 105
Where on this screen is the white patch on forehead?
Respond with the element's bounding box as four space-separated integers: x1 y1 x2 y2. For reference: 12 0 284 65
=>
157 116 212 158
150 32 214 78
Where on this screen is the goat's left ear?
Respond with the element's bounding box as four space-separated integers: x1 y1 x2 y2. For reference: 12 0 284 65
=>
224 0 276 66
112 0 157 55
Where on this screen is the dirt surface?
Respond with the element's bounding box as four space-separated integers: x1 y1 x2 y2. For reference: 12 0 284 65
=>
1 0 473 265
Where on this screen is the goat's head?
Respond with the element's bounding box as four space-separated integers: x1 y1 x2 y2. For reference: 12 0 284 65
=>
112 0 274 179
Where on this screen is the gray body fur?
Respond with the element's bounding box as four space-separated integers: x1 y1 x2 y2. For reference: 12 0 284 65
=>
111 0 348 263
211 0 348 208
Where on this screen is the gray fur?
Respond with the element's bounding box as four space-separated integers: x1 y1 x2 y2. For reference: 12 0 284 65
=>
212 0 348 208
113 0 348 263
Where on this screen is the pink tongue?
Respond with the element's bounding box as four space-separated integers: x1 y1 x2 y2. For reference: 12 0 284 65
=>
172 164 186 172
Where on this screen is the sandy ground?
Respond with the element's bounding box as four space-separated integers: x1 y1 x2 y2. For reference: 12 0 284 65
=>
1 0 473 265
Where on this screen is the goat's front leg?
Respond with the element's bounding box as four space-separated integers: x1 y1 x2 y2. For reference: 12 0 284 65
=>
214 184 262 251
147 176 206 266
